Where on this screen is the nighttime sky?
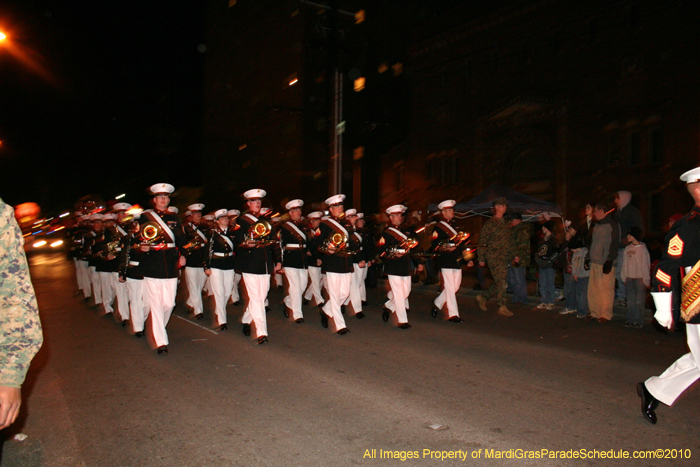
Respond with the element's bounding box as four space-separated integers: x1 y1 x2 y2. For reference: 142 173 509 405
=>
0 1 206 213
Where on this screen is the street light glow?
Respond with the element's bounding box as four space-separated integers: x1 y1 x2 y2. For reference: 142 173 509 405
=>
115 193 126 200
0 32 6 41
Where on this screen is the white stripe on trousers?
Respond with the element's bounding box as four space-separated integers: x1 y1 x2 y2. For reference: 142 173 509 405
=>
343 263 363 314
322 272 350 331
434 268 461 318
304 266 324 305
89 266 103 304
646 323 700 406
283 267 308 320
241 273 270 338
185 267 206 314
126 278 148 332
143 277 177 347
209 268 234 326
113 272 129 321
386 275 411 324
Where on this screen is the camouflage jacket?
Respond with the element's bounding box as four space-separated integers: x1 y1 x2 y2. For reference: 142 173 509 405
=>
478 216 512 263
0 198 43 388
510 223 531 268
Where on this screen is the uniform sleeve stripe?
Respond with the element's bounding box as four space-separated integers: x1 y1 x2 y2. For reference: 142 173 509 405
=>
655 268 672 287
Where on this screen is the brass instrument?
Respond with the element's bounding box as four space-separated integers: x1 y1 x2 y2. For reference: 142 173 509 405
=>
131 221 163 248
243 219 278 247
319 231 355 256
384 237 419 259
437 231 470 251
182 235 207 252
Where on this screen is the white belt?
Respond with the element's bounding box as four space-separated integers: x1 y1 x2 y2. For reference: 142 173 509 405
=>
285 244 306 249
213 252 233 257
151 243 177 249
115 247 122 252
129 261 140 266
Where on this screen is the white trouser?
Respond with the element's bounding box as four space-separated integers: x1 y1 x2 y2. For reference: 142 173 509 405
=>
322 272 350 332
434 268 461 318
230 272 242 303
385 275 412 324
100 271 116 313
360 265 368 301
283 267 308 320
76 260 91 296
210 268 234 326
304 266 324 305
203 276 212 296
89 266 103 304
273 270 284 288
646 323 700 406
343 264 363 314
143 277 178 347
241 273 271 338
113 272 129 321
126 278 148 332
185 267 206 315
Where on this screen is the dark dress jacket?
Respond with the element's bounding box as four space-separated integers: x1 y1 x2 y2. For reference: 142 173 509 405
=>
279 220 309 270
234 212 281 275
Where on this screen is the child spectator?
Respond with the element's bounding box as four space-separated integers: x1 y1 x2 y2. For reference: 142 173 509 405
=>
534 220 559 310
621 226 650 328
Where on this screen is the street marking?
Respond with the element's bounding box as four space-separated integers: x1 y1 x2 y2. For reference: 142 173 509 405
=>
175 315 219 334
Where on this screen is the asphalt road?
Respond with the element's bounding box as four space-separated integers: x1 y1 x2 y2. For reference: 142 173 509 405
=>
2 252 699 466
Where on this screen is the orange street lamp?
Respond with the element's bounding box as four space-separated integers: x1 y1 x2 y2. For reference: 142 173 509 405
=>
0 32 7 41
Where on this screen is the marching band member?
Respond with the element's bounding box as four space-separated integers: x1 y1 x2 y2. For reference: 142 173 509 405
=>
111 204 133 325
317 194 357 335
72 214 92 300
342 209 366 319
97 213 121 318
638 166 700 424
118 208 148 337
279 199 309 323
138 183 187 354
204 209 236 330
303 211 325 308
227 209 242 306
356 213 373 305
183 203 208 319
377 205 423 329
235 189 282 344
430 200 465 322
87 213 105 309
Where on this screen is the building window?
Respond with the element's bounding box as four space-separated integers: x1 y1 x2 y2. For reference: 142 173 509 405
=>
650 192 663 233
628 130 641 166
649 127 663 164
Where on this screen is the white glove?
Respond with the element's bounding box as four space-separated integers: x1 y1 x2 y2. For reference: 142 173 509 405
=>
651 291 673 329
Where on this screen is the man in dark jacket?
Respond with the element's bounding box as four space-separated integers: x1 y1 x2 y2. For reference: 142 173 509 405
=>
507 213 530 305
614 191 644 305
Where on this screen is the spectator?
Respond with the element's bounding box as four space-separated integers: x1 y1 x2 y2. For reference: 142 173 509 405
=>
507 213 530 305
568 234 590 318
621 226 650 328
587 204 620 323
560 222 580 315
0 198 44 429
614 191 644 306
533 220 559 310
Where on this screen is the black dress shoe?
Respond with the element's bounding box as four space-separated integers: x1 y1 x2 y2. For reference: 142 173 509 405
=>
283 306 290 318
382 308 390 323
219 323 227 331
302 298 310 305
265 306 271 313
232 300 241 306
337 328 350 335
135 331 144 337
122 319 130 327
431 306 439 318
637 382 659 424
193 313 203 320
361 300 368 306
340 305 346 315
320 311 329 329
406 308 410 314
242 323 251 336
355 312 365 320
295 318 304 324
398 323 412 329
157 345 168 354
448 316 463 323
257 336 268 344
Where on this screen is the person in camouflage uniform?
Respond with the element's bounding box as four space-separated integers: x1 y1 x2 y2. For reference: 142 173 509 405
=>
508 212 531 305
475 197 514 317
0 197 44 429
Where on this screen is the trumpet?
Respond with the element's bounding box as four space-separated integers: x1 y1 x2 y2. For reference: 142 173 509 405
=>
437 231 470 251
182 235 207 252
383 237 420 259
319 231 355 256
243 219 278 247
131 221 164 248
